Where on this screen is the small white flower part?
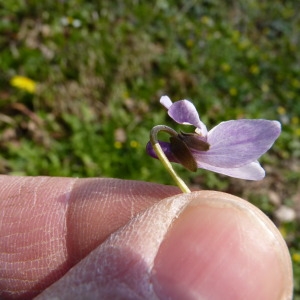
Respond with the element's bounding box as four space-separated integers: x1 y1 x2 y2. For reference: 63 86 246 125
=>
160 95 173 109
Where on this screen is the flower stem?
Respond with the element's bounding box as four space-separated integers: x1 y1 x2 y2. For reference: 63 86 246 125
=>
150 125 191 193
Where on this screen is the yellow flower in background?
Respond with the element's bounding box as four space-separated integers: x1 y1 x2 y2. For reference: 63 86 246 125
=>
277 106 286 115
114 141 123 149
286 91 295 100
291 78 300 89
221 62 231 72
238 38 250 50
292 252 300 263
186 39 194 48
295 128 300 136
231 30 240 43
291 116 299 125
10 76 36 93
229 87 237 96
130 140 139 148
122 90 129 99
200 16 214 26
278 226 287 239
250 65 260 75
261 83 270 93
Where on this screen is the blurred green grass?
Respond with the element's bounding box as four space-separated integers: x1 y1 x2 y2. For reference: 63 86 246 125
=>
1 0 300 296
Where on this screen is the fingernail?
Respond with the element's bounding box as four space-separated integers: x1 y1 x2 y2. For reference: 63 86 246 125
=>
152 191 293 300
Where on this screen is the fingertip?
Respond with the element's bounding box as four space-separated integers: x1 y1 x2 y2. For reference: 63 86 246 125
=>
152 191 293 300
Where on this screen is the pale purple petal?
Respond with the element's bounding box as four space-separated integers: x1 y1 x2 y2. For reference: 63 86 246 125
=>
148 97 281 180
192 119 281 168
166 100 208 136
160 95 173 109
197 160 265 180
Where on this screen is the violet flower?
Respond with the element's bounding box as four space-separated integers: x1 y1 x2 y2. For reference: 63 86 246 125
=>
146 96 281 180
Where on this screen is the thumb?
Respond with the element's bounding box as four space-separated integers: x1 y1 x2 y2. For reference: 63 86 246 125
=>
36 191 293 300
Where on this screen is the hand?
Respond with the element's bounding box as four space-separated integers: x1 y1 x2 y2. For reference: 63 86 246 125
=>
0 176 293 299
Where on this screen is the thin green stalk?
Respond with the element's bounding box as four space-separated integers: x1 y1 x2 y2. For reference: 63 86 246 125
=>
150 125 191 193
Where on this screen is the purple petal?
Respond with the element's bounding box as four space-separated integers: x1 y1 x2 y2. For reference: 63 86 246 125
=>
160 97 208 136
197 160 265 180
160 95 173 109
192 119 281 168
146 141 179 163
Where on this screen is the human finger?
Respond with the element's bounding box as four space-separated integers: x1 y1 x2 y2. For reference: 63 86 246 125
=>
0 176 180 299
36 191 293 299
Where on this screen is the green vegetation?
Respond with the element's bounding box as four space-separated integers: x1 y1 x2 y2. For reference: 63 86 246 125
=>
1 0 300 296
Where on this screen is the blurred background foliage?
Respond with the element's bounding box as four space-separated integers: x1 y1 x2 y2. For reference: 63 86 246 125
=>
0 0 300 296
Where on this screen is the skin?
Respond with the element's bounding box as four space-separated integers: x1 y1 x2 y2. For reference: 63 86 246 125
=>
0 176 293 299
